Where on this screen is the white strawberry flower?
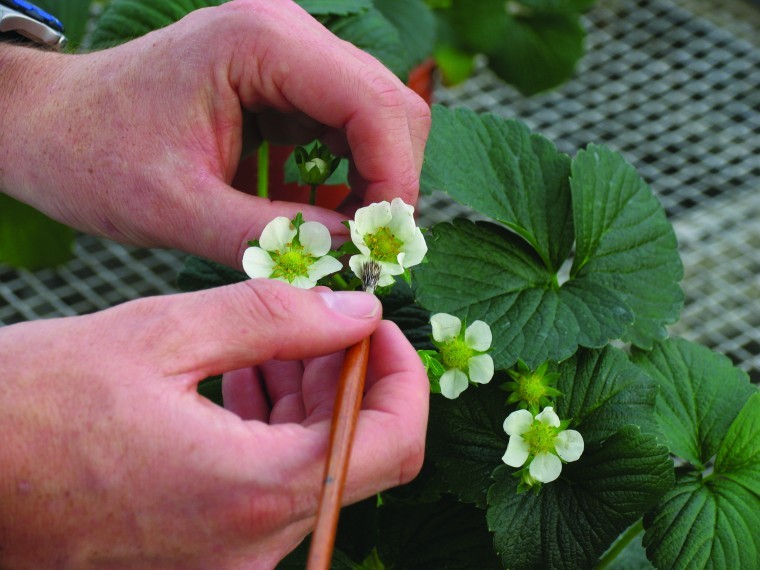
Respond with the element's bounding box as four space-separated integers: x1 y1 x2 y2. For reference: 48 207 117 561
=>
348 198 427 288
502 406 584 484
242 214 342 289
430 313 494 399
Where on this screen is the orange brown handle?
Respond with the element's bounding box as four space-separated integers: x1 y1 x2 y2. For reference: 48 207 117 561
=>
306 336 371 570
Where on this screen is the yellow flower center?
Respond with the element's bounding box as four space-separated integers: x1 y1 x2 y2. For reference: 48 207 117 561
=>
440 338 472 371
272 247 313 282
365 226 403 264
517 374 547 408
523 422 558 456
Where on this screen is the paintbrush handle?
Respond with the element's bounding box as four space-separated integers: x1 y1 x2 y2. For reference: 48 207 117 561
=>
306 336 371 570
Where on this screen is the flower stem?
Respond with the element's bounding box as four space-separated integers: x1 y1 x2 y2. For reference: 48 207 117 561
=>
594 519 644 570
331 273 349 290
257 142 269 199
309 184 318 206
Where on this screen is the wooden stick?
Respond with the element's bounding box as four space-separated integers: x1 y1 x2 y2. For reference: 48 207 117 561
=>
306 336 371 570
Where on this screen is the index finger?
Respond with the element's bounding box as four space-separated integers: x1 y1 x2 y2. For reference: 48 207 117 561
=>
226 0 431 205
345 320 430 498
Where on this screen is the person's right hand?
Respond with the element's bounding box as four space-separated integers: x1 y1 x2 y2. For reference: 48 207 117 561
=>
0 280 429 569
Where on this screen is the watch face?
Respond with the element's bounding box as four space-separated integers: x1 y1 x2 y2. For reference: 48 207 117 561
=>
1 0 64 32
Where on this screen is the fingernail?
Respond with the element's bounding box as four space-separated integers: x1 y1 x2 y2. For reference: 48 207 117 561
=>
318 291 380 319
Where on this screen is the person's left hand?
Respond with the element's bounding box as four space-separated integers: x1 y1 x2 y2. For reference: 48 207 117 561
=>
0 0 431 269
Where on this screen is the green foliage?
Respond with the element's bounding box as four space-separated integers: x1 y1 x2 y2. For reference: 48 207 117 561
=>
630 338 754 470
630 341 759 570
176 255 246 292
440 0 588 95
418 106 683 369
0 195 75 270
294 0 373 16
426 346 672 567
570 145 684 348
88 0 223 49
489 426 672 569
324 7 411 79
373 0 436 72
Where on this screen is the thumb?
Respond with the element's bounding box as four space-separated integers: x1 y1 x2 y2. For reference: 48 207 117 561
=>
108 279 381 379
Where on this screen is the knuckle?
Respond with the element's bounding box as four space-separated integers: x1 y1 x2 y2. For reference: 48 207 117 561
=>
362 71 407 113
236 279 299 340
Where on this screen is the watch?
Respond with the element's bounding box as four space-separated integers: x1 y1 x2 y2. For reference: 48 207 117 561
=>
0 0 66 50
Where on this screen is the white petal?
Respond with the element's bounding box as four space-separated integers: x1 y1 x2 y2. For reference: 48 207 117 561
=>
259 217 296 251
439 369 469 399
308 256 343 282
378 259 403 277
391 197 415 216
348 221 371 257
348 254 370 281
430 313 462 343
535 406 561 428
354 201 391 234
502 436 530 467
467 354 494 384
529 452 562 483
298 221 333 257
242 247 276 279
503 409 533 436
377 272 396 287
400 229 428 268
388 198 417 241
554 430 584 462
290 275 316 289
465 320 492 351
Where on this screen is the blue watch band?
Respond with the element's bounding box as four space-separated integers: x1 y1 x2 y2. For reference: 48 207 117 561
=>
0 0 66 49
1 0 64 32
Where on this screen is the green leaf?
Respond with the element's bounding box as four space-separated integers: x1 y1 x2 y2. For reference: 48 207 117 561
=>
88 0 222 49
415 219 633 369
640 373 759 569
630 338 754 469
0 195 75 270
571 145 684 348
417 107 683 367
446 0 586 95
715 392 760 477
325 8 410 79
427 380 509 507
518 0 597 13
555 346 660 444
488 426 673 569
643 458 759 569
421 106 574 272
380 281 432 350
294 0 372 16
376 495 501 569
373 0 436 72
176 255 247 292
35 0 94 50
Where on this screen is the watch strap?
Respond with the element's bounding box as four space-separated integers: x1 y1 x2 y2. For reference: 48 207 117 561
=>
0 0 66 49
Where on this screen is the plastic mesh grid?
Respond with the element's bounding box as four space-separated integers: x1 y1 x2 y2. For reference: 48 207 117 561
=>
1 0 759 380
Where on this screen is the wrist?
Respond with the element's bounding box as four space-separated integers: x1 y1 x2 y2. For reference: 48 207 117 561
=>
0 44 66 203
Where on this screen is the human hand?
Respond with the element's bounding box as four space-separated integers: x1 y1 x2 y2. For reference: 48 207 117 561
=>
0 280 428 569
0 0 431 268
